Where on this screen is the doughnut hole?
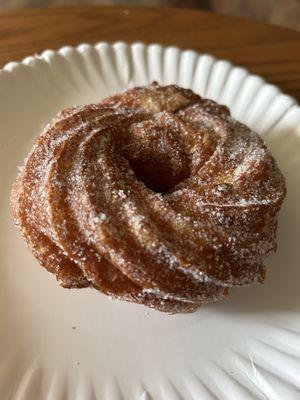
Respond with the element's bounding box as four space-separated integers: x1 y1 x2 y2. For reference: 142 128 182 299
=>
128 156 189 194
121 114 195 194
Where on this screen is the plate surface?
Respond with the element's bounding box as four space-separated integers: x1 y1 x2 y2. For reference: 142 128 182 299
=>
1 42 300 400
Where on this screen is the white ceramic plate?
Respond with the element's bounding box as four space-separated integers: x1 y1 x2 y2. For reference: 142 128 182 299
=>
1 42 300 400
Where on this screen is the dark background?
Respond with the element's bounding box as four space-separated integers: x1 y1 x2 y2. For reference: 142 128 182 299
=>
0 0 299 32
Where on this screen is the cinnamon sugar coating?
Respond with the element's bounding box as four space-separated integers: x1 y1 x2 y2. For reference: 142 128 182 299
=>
11 83 286 313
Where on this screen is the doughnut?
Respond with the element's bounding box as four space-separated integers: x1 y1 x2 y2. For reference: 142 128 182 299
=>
11 82 286 313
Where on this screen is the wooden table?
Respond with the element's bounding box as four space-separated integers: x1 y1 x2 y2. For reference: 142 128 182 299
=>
0 5 299 101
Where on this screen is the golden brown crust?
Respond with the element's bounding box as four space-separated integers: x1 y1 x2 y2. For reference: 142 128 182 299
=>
11 82 286 313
